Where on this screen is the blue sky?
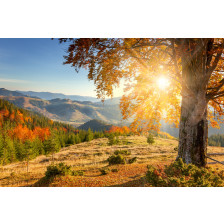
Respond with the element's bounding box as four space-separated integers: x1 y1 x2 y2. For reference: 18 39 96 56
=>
0 38 120 97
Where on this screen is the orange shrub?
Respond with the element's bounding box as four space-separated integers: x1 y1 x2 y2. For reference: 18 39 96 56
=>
33 127 51 141
107 125 130 135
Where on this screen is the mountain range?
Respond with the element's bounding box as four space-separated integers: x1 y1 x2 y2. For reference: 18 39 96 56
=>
0 88 124 127
16 90 100 102
0 88 224 136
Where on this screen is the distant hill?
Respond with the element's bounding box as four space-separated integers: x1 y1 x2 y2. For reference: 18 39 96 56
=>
0 98 75 131
0 88 123 126
2 88 224 136
96 97 121 105
17 90 100 102
0 88 26 97
78 119 113 132
17 89 122 104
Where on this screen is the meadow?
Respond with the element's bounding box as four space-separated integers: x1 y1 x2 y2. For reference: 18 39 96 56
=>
0 135 224 187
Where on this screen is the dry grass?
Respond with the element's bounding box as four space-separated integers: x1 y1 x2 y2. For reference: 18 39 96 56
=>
0 135 223 187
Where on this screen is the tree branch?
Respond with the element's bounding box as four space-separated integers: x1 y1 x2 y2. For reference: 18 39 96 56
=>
206 40 224 77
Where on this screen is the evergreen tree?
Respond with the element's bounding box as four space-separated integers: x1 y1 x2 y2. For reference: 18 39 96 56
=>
44 134 60 163
23 140 34 173
0 134 16 165
75 134 81 144
85 128 94 142
32 138 44 156
78 130 87 142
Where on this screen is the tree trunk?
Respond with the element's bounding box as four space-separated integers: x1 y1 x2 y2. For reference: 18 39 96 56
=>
52 153 54 165
177 82 208 167
176 39 211 167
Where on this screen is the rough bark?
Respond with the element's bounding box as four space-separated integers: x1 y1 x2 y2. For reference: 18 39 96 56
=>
177 94 208 166
177 39 209 167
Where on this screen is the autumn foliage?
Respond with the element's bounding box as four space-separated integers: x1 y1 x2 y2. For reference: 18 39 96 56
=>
0 102 64 143
59 38 224 166
0 99 117 165
0 99 79 165
106 125 130 135
60 38 224 129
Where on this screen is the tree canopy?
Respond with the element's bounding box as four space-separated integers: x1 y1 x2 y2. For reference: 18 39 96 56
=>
59 38 224 132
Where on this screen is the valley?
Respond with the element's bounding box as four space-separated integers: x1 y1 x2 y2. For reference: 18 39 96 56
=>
1 88 224 137
0 89 123 126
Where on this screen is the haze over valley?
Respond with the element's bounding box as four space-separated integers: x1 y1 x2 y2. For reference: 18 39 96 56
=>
0 87 223 137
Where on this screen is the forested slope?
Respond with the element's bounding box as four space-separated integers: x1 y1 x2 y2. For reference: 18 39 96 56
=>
0 99 96 165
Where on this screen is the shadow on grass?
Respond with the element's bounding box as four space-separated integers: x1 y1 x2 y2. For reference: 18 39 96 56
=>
32 176 54 187
109 176 147 187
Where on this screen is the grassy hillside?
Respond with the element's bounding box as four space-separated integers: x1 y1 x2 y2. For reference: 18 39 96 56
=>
0 135 223 187
0 98 112 168
0 136 177 186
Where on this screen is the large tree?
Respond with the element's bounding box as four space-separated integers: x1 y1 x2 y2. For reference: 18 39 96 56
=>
59 38 224 167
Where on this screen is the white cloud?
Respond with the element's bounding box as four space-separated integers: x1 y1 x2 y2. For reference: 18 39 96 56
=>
0 78 30 83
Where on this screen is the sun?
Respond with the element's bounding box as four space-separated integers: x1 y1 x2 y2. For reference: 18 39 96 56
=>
157 77 169 90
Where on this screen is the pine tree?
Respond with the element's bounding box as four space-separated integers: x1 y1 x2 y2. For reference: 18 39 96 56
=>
0 134 16 165
85 128 94 142
32 138 44 156
44 134 60 164
23 140 36 173
75 134 81 144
